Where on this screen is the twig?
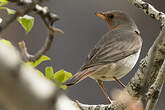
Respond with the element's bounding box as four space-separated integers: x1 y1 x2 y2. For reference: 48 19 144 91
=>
19 27 63 61
128 0 165 25
18 41 33 61
19 4 64 62
0 6 32 34
34 4 60 25
0 1 63 62
145 60 165 110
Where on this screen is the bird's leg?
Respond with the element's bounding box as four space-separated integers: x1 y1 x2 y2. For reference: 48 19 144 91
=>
97 80 112 104
113 76 126 88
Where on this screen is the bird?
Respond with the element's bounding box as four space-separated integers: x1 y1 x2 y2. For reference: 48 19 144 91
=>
64 10 143 104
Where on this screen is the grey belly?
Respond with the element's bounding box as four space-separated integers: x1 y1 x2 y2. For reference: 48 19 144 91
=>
89 50 141 81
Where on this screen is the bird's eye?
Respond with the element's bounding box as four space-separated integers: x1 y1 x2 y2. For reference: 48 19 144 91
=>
108 14 114 19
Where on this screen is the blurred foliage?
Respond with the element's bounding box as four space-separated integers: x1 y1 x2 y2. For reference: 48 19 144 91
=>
27 58 72 90
17 15 34 34
0 0 8 6
0 39 72 90
0 0 72 90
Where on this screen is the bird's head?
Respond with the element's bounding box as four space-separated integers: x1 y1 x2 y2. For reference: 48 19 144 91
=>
96 10 137 30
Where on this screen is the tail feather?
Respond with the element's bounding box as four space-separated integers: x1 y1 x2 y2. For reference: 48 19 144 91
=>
63 70 94 86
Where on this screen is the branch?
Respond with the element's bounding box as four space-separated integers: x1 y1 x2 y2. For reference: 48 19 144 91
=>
128 0 165 25
0 0 42 34
0 1 63 62
19 4 64 62
126 25 165 96
18 27 63 62
145 59 165 110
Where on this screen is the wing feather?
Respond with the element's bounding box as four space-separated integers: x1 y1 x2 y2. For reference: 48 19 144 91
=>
80 30 142 71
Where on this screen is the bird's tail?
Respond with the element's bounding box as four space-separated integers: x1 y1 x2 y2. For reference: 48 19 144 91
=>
63 70 94 86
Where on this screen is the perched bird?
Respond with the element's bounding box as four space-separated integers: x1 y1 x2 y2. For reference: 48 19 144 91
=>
64 10 142 104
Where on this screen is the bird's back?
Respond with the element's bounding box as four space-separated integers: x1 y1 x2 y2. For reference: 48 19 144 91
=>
80 27 142 71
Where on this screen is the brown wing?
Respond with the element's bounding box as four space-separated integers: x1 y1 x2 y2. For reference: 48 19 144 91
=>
80 30 142 71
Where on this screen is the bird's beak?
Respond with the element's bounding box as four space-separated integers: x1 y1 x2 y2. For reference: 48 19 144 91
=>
96 12 106 19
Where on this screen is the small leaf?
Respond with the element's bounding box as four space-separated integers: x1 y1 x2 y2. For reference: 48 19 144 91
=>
63 71 72 82
53 70 72 90
0 0 8 6
45 66 54 80
0 39 13 47
27 55 51 67
17 15 34 34
0 7 15 14
54 69 72 83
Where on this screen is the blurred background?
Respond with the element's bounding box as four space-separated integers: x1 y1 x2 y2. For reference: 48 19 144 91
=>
1 0 165 109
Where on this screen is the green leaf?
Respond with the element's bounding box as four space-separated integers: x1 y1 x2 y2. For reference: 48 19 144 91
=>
53 70 72 90
63 71 73 82
27 55 51 67
0 0 8 6
0 7 16 14
17 15 34 34
0 39 13 47
36 69 45 78
45 66 54 80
